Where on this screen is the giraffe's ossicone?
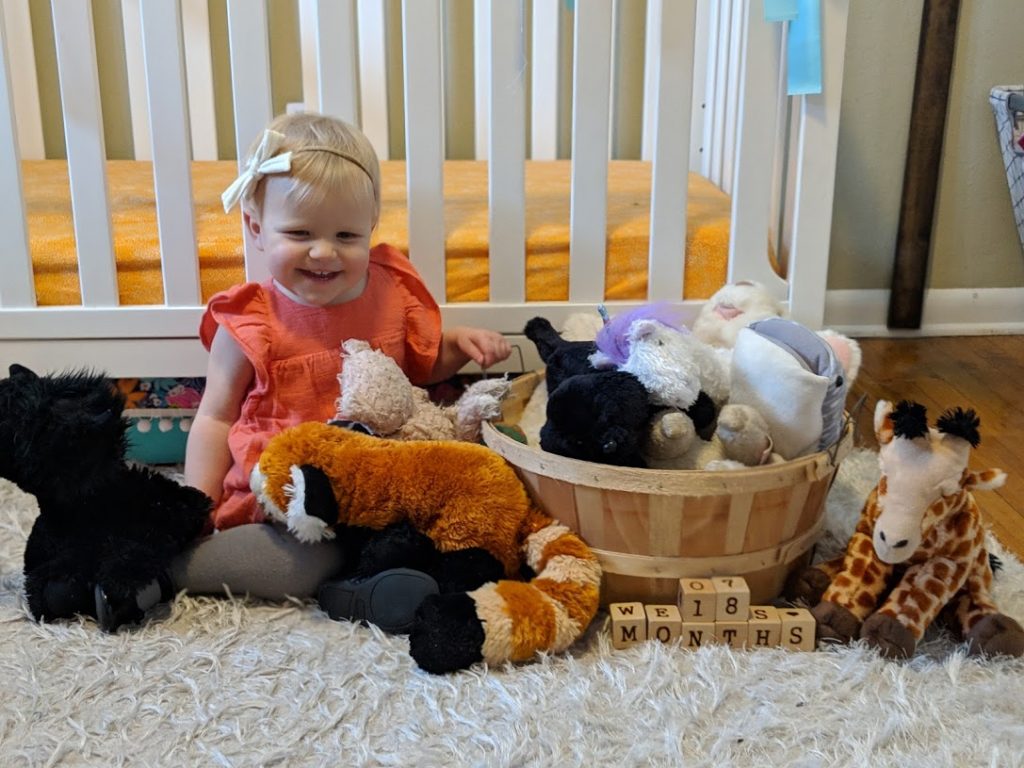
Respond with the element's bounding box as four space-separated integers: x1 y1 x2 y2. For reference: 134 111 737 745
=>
788 399 1024 660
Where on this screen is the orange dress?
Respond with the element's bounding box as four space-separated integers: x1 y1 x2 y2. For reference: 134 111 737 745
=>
200 243 442 530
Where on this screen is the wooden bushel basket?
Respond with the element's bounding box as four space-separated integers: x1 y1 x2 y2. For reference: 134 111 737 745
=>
481 371 853 606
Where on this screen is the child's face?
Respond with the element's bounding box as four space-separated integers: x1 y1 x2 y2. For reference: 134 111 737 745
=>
247 176 376 306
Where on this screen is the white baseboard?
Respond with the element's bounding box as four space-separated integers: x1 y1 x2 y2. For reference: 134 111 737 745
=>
824 287 1024 336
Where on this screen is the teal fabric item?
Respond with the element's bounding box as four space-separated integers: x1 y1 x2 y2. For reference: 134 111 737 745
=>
786 0 822 95
763 0 799 22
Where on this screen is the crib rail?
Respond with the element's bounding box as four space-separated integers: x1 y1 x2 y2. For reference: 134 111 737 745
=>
0 0 850 377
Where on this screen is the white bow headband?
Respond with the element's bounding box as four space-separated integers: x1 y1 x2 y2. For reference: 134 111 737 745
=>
221 129 375 213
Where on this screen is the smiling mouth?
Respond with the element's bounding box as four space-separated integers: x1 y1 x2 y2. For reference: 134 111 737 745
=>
299 269 340 282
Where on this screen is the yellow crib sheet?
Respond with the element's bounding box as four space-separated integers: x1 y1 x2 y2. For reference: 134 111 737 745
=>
22 159 731 306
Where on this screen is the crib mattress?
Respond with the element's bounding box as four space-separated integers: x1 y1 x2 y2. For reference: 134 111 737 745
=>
22 159 731 306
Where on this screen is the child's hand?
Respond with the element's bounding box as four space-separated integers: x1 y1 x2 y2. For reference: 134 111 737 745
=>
453 327 512 369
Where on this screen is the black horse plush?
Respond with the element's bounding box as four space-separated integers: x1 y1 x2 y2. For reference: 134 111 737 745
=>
0 365 211 630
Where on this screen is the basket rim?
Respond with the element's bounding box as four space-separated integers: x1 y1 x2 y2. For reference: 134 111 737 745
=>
482 370 853 496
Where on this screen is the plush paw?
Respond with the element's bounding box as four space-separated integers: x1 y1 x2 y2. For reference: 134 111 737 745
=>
645 409 696 460
94 582 146 632
408 592 485 674
860 612 916 659
811 600 861 645
29 576 96 621
966 613 1024 658
716 404 773 466
784 566 834 607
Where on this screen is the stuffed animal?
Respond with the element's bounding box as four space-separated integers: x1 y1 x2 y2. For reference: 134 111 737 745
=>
518 313 603 446
728 318 853 460
524 316 664 466
691 280 785 348
523 313 723 466
590 304 731 411
523 316 599 393
540 370 652 467
791 400 1024 659
643 404 781 470
0 365 211 631
333 339 508 442
250 421 602 673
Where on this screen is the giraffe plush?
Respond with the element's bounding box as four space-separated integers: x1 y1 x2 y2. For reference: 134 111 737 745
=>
792 399 1024 659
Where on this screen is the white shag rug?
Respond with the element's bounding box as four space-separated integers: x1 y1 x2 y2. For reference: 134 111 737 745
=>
2 450 1023 767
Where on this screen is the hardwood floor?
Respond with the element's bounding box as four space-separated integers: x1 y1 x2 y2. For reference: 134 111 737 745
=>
846 335 1024 560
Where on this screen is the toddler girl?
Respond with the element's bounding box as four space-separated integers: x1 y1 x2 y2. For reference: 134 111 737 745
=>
100 113 511 632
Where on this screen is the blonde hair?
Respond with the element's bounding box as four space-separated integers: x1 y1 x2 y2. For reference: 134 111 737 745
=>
246 112 381 224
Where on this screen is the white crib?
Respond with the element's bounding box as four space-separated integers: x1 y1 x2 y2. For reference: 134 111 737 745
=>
0 0 849 378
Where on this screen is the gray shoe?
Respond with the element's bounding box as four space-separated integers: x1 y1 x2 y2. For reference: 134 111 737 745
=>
317 568 439 634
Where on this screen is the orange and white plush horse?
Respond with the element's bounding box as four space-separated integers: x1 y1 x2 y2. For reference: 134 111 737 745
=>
794 399 1024 659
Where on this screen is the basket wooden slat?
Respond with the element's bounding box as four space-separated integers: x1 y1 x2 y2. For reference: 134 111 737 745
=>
482 370 852 605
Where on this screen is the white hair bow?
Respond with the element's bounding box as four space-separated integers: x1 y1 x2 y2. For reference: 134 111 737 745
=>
221 130 293 212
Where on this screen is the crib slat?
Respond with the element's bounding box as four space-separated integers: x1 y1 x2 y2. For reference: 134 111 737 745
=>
488 0 526 303
640 0 659 163
787 0 850 328
530 0 559 160
298 0 320 111
314 0 359 123
358 0 390 160
140 0 200 307
182 0 218 160
51 0 118 307
473 0 489 160
647 0 696 302
722 0 744 195
226 0 272 283
121 0 150 160
689 0 711 171
2 0 44 159
402 0 445 300
0 8 35 307
568 0 613 302
727 4 785 296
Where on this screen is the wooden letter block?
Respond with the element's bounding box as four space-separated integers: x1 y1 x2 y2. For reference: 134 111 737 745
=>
747 605 782 648
711 576 750 622
779 607 816 651
677 578 717 622
680 621 716 650
645 604 682 644
609 602 647 649
714 619 748 649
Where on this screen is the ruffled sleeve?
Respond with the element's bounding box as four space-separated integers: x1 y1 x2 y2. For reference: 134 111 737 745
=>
370 244 442 384
198 282 272 381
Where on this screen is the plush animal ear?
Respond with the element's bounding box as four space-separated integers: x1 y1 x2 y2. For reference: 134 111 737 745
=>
8 364 38 380
935 407 981 448
627 318 661 343
873 400 895 444
889 400 928 440
817 330 862 384
964 468 1007 491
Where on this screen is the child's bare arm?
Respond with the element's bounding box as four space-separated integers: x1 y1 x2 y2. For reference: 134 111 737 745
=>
427 326 512 383
184 327 254 505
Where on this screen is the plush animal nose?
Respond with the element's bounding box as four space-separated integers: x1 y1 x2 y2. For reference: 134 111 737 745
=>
878 530 910 549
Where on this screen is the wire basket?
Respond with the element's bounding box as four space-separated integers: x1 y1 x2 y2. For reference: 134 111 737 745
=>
990 85 1024 254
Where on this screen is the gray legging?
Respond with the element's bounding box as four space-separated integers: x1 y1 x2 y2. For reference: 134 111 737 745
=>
170 523 345 600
